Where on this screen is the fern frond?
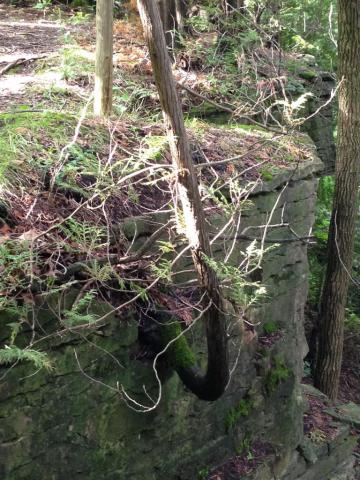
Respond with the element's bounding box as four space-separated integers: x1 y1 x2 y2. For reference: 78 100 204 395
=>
0 345 52 371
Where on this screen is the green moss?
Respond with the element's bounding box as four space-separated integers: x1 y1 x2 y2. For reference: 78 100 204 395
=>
225 397 253 432
71 0 92 7
265 357 291 394
0 111 109 196
298 69 318 80
0 111 74 182
161 321 196 369
188 102 227 119
260 169 274 182
235 434 253 457
198 466 210 480
263 321 278 335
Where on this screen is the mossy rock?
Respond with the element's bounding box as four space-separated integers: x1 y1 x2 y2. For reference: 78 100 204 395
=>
225 397 254 431
265 357 292 394
298 69 318 80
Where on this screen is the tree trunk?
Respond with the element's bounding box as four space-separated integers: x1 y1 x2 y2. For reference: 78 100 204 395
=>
314 0 360 401
94 0 113 117
158 0 187 48
254 2 265 24
137 0 229 401
223 0 245 15
158 0 174 48
175 0 188 33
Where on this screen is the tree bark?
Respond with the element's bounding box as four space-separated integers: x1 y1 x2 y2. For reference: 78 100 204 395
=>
158 0 187 48
94 0 113 117
314 0 360 401
175 0 188 33
158 0 174 48
223 0 245 15
137 0 229 401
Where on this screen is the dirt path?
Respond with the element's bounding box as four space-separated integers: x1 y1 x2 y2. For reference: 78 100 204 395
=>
0 5 68 111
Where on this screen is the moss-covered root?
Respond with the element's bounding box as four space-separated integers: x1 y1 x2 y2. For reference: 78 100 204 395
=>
161 321 196 369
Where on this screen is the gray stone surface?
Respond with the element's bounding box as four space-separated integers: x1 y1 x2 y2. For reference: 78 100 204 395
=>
295 436 358 480
0 153 325 479
303 72 336 174
326 402 360 429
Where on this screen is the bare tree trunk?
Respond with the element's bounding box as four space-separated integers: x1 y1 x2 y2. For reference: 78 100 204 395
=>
158 0 187 48
158 0 174 48
223 0 244 15
175 0 188 33
314 0 360 401
137 0 229 401
253 2 265 24
94 0 113 117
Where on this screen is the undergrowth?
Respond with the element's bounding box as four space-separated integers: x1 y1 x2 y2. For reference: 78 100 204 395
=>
0 3 319 384
0 111 77 187
57 45 94 81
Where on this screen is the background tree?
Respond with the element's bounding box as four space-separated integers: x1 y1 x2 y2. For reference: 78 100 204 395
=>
137 0 229 401
157 0 188 48
314 0 360 401
94 0 113 117
280 0 337 69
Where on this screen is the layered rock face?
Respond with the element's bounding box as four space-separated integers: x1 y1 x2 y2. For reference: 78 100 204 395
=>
303 71 336 174
0 151 331 480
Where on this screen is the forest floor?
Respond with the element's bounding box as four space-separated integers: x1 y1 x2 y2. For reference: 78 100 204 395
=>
0 4 73 110
0 2 359 479
0 3 312 277
1 2 358 396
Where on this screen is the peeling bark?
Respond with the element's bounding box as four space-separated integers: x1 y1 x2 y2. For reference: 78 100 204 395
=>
137 0 229 401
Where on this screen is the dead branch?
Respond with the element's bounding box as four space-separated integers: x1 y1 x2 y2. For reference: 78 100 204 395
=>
0 54 47 76
176 80 234 114
176 80 286 134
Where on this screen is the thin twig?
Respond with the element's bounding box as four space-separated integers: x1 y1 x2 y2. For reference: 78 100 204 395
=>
60 220 173 280
176 80 234 114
